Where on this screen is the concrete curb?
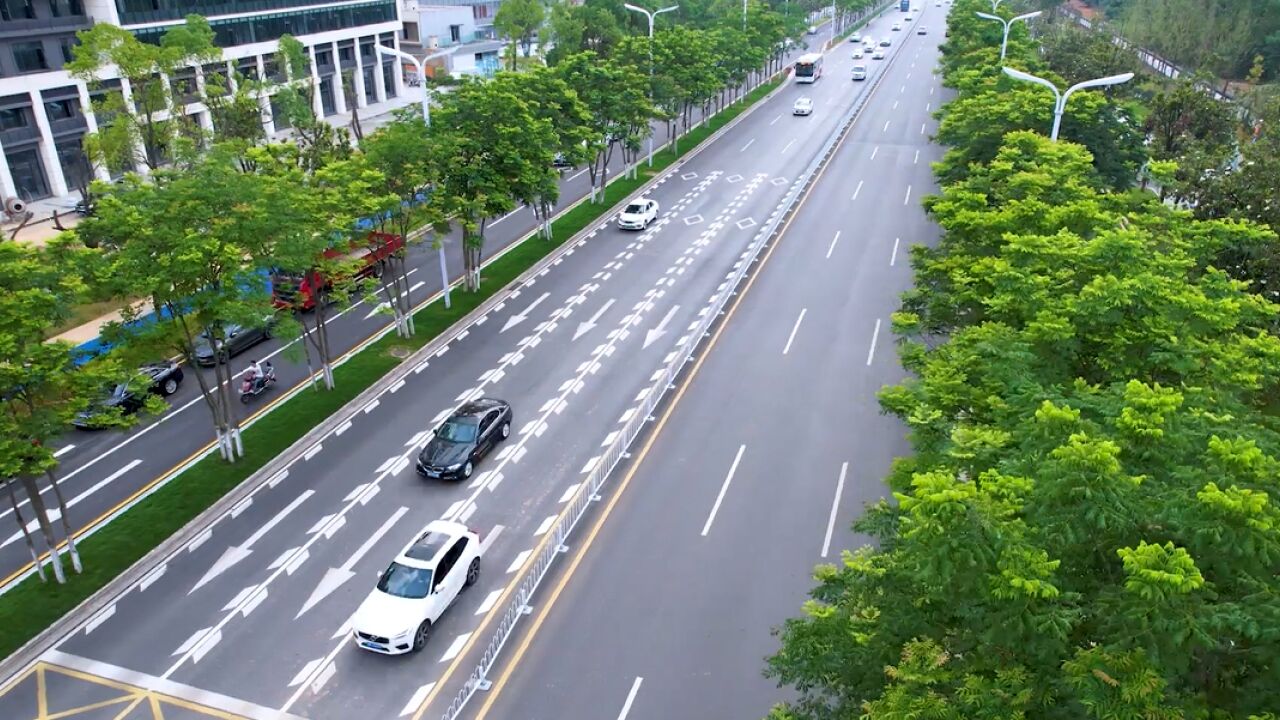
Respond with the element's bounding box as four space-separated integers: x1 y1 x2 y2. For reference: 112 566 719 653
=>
0 70 790 686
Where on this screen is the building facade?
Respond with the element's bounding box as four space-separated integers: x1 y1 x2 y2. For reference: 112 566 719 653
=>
0 0 405 207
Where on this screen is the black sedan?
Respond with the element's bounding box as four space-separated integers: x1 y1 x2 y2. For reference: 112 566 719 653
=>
416 398 513 480
193 322 273 366
73 362 184 429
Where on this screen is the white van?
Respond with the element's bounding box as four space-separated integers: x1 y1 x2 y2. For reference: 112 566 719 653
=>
851 64 867 80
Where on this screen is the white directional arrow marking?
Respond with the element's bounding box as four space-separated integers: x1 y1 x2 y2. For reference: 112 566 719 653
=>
189 490 314 594
643 305 681 349
363 301 391 320
297 506 409 618
573 298 615 341
501 292 550 333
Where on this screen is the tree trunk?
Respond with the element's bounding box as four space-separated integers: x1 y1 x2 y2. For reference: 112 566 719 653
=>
4 478 45 582
19 475 64 584
45 470 81 574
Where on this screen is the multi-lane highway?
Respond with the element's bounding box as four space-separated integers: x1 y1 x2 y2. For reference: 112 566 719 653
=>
0 5 944 719
0 89 740 588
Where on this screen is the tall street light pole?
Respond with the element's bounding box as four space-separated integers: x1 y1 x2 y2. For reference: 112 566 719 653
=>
377 43 457 309
625 3 679 168
974 10 1041 60
1002 66 1134 140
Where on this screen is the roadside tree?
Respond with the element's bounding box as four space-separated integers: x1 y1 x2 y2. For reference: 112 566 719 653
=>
494 0 546 70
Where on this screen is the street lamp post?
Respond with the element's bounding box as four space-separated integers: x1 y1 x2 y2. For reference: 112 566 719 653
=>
1002 66 1134 140
625 3 679 169
974 10 1040 60
377 43 457 309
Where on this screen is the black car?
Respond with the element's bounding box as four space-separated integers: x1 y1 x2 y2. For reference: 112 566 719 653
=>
73 362 184 429
416 398 513 480
193 322 273 366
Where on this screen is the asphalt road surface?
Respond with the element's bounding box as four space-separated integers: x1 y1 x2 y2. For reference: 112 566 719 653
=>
0 7 946 720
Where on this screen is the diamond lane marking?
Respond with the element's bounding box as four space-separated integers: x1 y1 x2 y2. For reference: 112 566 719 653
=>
735 217 757 230
770 177 788 186
681 171 698 180
683 214 704 226
726 173 744 183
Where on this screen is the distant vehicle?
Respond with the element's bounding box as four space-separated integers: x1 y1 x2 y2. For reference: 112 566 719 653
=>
193 322 274 366
918 26 928 34
616 198 660 230
807 25 817 34
271 231 405 312
880 38 893 46
849 32 862 43
350 521 482 654
552 153 573 168
793 97 814 115
905 14 913 21
794 52 824 83
852 48 864 59
416 398 513 480
873 48 887 59
73 362 184 429
863 37 875 49
892 22 902 31
900 0 910 10
851 64 868 81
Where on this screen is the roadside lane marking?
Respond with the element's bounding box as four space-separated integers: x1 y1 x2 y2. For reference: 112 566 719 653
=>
867 318 882 366
506 550 531 574
903 184 912 206
826 231 841 259
617 677 644 720
401 684 437 717
891 237 900 266
701 445 746 537
440 633 472 662
822 463 849 558
780 138 797 154
782 309 807 356
740 138 755 152
475 589 503 615
870 146 878 159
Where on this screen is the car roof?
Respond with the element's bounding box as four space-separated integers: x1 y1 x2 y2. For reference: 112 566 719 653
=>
397 520 471 567
455 397 508 417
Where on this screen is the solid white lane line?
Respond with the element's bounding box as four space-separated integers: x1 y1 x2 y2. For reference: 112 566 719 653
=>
870 146 878 160
740 138 755 153
568 168 588 181
780 138 797 154
400 684 436 717
822 463 848 558
701 445 746 537
489 207 522 227
617 677 644 720
3 458 143 548
891 237 901 266
826 231 841 259
851 180 864 200
903 185 912 206
782 309 807 356
867 318 882 366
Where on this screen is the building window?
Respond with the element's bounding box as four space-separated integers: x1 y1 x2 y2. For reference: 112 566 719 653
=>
6 148 51 201
13 42 49 73
56 139 91 191
382 62 396 99
0 106 31 131
362 67 375 104
269 96 291 130
50 0 84 16
449 25 462 43
315 48 333 68
44 98 80 122
339 44 355 63
60 38 78 65
0 0 36 21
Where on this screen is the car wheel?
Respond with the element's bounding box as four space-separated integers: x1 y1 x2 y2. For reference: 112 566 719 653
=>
161 378 179 396
461 461 473 479
500 421 510 440
412 620 431 652
465 558 480 588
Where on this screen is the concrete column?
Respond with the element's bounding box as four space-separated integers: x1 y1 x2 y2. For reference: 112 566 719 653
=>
331 42 347 115
308 45 324 117
28 90 68 197
373 45 388 103
0 132 18 202
390 37 406 98
352 41 368 109
76 82 110 182
119 78 150 177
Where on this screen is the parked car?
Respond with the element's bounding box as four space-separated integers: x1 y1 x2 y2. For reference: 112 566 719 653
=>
616 198 660 230
793 97 815 116
192 321 273 366
73 362 184 429
350 521 482 654
416 398 513 480
851 64 868 80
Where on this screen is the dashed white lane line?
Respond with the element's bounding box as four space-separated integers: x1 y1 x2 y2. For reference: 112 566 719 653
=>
826 231 840 259
534 515 557 536
851 180 863 200
53 444 75 458
891 237 901 266
506 550 531 574
770 113 782 125
616 677 644 720
84 604 116 635
782 309 807 356
740 138 755 152
400 684 436 717
870 146 878 160
867 318 882 366
780 138 797 154
903 184 912 206
882 120 890 132
559 484 581 503
475 589 503 615
439 632 472 662
701 445 746 537
822 463 849 558
914 149 920 164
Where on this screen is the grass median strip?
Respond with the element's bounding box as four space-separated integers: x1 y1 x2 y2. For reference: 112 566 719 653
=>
0 78 782 663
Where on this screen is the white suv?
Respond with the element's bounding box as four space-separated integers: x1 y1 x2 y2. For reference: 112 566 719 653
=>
350 520 482 654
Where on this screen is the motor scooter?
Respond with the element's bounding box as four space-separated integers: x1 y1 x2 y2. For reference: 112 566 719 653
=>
239 363 276 404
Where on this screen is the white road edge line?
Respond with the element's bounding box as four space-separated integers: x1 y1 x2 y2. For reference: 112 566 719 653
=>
701 445 745 537
822 463 848 558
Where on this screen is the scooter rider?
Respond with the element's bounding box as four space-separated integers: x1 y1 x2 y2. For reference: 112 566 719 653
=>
245 359 266 392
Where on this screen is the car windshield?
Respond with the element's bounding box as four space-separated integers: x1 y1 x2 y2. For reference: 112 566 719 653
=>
377 561 433 599
437 418 479 443
624 203 646 214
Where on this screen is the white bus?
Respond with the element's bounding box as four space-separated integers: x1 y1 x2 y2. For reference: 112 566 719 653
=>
794 53 823 83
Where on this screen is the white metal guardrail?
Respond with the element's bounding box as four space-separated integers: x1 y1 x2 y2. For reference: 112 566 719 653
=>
438 16 904 718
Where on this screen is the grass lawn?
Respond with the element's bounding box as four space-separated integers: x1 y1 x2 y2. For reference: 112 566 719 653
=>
0 77 783 663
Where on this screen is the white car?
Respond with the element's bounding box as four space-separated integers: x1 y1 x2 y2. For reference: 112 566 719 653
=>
852 48 864 59
849 32 862 43
892 22 902 31
350 521 482 655
617 198 659 230
864 37 875 49
872 48 886 60
905 14 913 21
793 97 814 116
851 64 868 80
918 26 928 34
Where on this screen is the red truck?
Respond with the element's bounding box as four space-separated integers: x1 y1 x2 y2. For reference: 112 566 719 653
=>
272 231 405 311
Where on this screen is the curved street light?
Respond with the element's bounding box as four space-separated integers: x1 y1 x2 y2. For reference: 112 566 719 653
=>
624 3 680 167
974 10 1041 60
1002 66 1135 140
